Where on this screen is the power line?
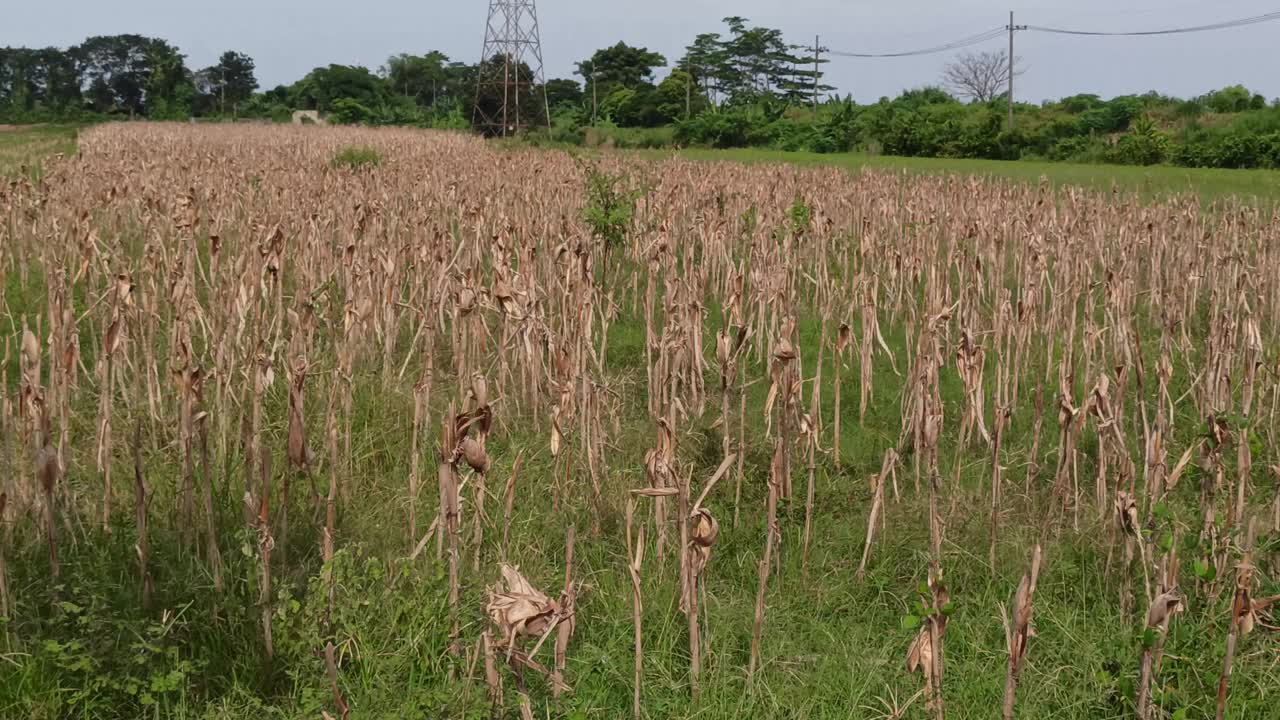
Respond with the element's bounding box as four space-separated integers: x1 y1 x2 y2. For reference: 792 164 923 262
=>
1028 10 1280 36
826 9 1280 59
829 27 1006 58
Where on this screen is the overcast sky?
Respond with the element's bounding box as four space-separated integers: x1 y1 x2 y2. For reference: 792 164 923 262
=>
6 1 1279 103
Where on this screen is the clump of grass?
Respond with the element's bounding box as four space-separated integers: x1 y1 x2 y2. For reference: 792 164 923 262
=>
332 145 382 170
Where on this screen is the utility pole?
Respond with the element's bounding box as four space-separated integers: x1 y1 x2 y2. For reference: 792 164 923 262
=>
1006 11 1026 132
1008 12 1014 132
685 69 691 119
592 72 598 126
812 35 822 118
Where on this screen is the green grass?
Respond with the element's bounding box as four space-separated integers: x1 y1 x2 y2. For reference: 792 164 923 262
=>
632 147 1280 205
4 301 1276 719
583 125 676 149
0 124 79 177
331 145 383 170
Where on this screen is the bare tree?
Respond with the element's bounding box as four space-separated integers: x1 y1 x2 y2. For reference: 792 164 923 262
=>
942 50 1022 103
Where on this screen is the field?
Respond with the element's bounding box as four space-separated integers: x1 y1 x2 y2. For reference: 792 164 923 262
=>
635 147 1280 206
1 123 1279 720
0 125 79 178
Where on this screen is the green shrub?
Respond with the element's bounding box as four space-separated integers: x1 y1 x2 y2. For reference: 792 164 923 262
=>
328 98 373 125
1210 133 1264 168
674 110 748 148
332 145 382 170
579 162 642 267
551 124 585 145
1262 132 1280 168
1203 85 1254 114
1106 115 1170 165
1047 135 1104 162
429 107 470 131
1170 140 1213 168
810 99 859 153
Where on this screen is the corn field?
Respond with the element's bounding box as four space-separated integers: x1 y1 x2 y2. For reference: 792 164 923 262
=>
2 123 1279 719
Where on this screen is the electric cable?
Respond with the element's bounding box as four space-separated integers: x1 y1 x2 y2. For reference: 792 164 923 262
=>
829 27 1006 58
1027 10 1280 36
826 10 1280 59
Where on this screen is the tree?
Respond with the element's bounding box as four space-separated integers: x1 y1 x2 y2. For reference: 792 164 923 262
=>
942 50 1021 103
653 69 707 121
439 61 477 110
1201 85 1254 114
290 65 391 112
777 42 835 107
203 51 258 115
679 33 729 105
544 78 583 110
677 19 827 108
145 43 195 119
381 51 449 106
0 47 81 115
72 35 190 116
575 43 667 93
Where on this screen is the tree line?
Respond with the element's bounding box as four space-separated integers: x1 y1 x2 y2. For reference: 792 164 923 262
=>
5 23 1280 170
662 84 1280 169
0 36 257 120
0 18 829 127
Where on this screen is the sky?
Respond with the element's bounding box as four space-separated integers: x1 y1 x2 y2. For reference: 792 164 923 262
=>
5 0 1279 103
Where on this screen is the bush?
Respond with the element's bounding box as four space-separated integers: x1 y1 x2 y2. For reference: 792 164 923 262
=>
810 100 860 153
1210 133 1264 169
429 107 470 131
1170 140 1213 168
329 98 373 125
579 162 642 267
1203 85 1254 114
674 109 759 148
551 124 586 146
1047 135 1105 163
1106 116 1170 165
332 146 382 170
1262 133 1280 168
1055 93 1103 114
1108 133 1169 165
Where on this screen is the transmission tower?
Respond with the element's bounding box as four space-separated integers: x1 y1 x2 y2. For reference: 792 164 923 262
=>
474 0 552 136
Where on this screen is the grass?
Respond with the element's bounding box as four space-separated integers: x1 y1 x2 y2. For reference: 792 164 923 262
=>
0 124 79 177
331 145 383 170
630 147 1280 206
4 302 1275 719
583 125 676 149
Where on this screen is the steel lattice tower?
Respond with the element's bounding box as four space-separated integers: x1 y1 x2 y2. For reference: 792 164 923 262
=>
474 0 551 136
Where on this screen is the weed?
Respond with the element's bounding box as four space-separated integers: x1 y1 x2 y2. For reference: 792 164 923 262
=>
331 145 382 170
580 161 642 268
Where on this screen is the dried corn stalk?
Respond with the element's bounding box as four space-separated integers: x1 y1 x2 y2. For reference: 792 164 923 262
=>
683 453 733 702
833 321 852 467
642 418 675 571
1137 591 1183 720
1001 545 1041 720
858 448 901 583
624 500 645 720
1216 518 1257 720
907 573 951 720
749 439 784 683
485 563 574 715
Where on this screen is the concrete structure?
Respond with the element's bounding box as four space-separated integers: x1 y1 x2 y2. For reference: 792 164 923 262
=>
291 110 324 125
